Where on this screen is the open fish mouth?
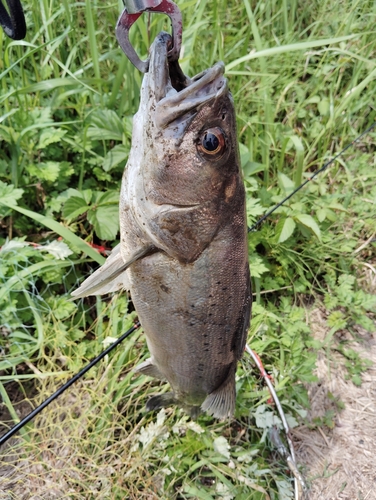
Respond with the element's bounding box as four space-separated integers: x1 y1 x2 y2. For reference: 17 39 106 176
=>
148 32 227 129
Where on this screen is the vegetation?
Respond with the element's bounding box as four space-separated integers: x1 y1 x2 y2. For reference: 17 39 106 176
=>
0 0 375 498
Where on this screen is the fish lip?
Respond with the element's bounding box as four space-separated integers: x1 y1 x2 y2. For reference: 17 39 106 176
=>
149 32 227 129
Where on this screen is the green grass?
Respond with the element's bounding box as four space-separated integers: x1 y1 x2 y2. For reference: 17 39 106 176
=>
0 0 375 498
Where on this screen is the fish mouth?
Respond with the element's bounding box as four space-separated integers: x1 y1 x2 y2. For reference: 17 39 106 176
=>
148 32 227 129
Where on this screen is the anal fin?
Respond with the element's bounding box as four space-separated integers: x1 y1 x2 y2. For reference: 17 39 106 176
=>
201 364 236 419
135 358 165 381
71 244 155 298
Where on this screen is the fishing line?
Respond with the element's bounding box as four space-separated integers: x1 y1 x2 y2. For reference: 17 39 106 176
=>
0 322 140 447
245 345 307 498
248 120 376 233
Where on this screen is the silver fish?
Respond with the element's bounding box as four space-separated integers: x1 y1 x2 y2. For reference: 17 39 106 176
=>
72 32 251 419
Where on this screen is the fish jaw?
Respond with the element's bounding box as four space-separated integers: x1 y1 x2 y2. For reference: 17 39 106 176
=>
143 31 228 131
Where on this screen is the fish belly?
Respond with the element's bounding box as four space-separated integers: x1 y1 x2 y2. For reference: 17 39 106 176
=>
128 227 250 409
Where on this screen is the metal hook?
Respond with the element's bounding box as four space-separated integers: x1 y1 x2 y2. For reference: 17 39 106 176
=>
0 0 26 40
116 0 183 73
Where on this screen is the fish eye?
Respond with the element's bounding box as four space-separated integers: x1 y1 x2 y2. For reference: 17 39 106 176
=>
197 127 226 159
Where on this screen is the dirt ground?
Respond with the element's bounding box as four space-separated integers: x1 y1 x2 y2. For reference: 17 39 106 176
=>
294 303 376 500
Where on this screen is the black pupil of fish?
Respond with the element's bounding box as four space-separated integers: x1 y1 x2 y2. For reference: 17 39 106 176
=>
202 132 219 152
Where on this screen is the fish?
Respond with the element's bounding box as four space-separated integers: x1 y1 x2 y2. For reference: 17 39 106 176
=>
72 31 251 419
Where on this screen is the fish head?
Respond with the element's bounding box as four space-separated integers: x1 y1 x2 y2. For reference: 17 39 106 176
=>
134 31 241 207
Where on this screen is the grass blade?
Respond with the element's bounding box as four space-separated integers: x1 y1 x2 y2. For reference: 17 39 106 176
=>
0 203 105 264
226 35 356 71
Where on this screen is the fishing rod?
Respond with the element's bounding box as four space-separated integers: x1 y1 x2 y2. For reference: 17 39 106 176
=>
0 0 26 40
0 323 140 447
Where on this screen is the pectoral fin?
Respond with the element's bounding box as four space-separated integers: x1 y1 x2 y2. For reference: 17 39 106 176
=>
71 244 155 298
201 364 236 419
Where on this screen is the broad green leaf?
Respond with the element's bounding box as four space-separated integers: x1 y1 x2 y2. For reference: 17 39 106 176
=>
288 134 304 154
277 172 295 194
249 256 269 278
290 201 304 212
46 296 77 320
275 217 296 243
239 142 250 168
62 196 89 219
27 161 61 182
352 374 362 386
87 109 124 141
182 485 214 500
254 404 282 429
69 328 86 341
305 95 320 104
37 128 67 149
0 181 24 205
328 202 348 212
295 213 321 240
244 161 265 177
324 208 337 222
318 99 330 116
316 208 327 222
246 198 264 219
285 414 299 428
81 189 93 205
103 144 129 172
327 310 347 331
94 190 120 206
87 204 119 240
62 188 93 205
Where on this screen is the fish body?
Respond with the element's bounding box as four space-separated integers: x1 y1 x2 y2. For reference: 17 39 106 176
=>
72 32 251 419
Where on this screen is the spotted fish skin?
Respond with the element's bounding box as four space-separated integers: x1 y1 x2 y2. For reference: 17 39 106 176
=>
72 32 251 419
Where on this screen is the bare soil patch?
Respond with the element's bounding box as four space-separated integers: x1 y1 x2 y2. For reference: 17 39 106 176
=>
294 304 376 500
